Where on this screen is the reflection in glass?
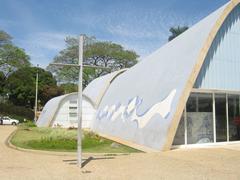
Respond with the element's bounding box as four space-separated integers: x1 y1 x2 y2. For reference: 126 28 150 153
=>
228 95 240 141
215 94 227 142
173 113 185 145
187 93 213 144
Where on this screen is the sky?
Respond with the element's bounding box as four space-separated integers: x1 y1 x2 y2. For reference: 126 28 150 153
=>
0 0 229 68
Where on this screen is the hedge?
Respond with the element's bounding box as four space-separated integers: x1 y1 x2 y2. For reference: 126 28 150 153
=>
0 103 34 121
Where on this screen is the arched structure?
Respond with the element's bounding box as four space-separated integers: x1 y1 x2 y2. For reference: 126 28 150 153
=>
90 0 240 151
38 0 240 151
37 69 127 128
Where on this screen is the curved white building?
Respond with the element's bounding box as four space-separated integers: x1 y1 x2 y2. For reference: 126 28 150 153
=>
37 69 127 128
39 0 240 152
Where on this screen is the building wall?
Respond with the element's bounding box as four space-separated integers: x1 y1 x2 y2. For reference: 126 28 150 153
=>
195 4 240 91
53 95 96 128
173 91 240 146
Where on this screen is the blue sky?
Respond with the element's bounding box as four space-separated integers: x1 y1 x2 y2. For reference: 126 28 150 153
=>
0 0 229 68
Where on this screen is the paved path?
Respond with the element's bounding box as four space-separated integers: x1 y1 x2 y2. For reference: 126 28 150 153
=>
1 126 240 180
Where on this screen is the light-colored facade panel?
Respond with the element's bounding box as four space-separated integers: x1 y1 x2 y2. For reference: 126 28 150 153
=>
195 4 240 91
92 2 230 150
37 93 96 129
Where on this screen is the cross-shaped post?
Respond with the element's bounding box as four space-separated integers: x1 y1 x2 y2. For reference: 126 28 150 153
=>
50 34 110 168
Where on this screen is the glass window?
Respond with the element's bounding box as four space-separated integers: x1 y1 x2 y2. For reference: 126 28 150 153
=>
228 95 240 141
187 93 214 144
215 94 227 142
172 112 185 145
186 94 197 112
69 112 77 117
69 107 77 110
69 100 77 104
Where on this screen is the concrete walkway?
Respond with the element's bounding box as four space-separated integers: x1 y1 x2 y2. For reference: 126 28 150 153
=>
1 126 240 180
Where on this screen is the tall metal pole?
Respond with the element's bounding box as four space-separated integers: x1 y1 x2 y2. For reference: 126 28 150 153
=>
34 64 39 122
49 35 110 168
77 35 84 167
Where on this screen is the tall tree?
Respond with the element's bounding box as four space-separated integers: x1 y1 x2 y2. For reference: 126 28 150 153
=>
168 26 189 41
0 30 12 46
6 67 63 108
59 83 78 94
0 30 30 76
0 71 5 95
48 36 139 88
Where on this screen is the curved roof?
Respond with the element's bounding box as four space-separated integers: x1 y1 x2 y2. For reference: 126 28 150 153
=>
37 94 70 127
83 69 127 108
37 93 92 127
37 69 127 127
92 1 240 151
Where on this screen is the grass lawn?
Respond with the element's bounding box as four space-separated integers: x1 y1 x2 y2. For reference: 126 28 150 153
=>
10 124 140 153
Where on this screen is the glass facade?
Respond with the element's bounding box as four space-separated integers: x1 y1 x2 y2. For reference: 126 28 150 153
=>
187 93 213 144
173 91 240 146
215 94 227 142
228 95 240 141
172 113 185 145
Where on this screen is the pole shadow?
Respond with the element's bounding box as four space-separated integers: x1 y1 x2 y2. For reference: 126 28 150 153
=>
63 156 115 168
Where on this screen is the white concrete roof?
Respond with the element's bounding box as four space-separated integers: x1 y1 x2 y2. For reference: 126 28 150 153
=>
37 69 127 127
83 69 127 108
37 94 69 127
92 2 233 151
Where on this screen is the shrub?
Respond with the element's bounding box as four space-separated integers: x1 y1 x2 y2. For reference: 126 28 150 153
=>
21 121 37 128
0 103 34 122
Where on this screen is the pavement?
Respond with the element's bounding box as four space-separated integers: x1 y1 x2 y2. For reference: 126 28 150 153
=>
0 126 240 180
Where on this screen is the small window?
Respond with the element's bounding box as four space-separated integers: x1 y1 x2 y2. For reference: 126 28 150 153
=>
69 100 77 104
69 113 77 117
69 107 77 110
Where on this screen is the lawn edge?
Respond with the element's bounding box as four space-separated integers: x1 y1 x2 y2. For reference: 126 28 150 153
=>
5 127 134 157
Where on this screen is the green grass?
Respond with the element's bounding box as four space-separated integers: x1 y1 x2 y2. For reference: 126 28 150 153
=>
10 124 140 153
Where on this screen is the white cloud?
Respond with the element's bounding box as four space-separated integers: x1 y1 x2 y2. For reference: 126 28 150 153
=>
17 32 75 68
102 8 200 59
25 32 71 51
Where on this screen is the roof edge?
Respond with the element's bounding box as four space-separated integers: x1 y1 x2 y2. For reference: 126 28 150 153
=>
84 69 128 108
48 93 95 127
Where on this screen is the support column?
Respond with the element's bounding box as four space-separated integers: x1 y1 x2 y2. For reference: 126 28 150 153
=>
226 94 229 142
213 93 216 143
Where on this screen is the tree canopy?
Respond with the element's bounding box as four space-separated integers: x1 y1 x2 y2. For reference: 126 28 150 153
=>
0 30 12 46
48 36 139 88
6 67 63 108
168 26 189 41
0 30 30 77
0 71 5 94
59 83 78 94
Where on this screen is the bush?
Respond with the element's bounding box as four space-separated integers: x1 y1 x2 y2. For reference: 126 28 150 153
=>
21 121 36 128
0 103 34 122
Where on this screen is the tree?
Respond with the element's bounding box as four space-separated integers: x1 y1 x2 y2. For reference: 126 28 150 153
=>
0 30 12 46
48 36 139 88
0 71 5 95
168 26 189 41
0 44 30 76
59 83 78 94
0 30 30 77
6 67 63 108
40 85 64 106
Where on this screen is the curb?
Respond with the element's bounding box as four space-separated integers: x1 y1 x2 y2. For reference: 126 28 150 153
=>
5 127 132 157
5 128 77 157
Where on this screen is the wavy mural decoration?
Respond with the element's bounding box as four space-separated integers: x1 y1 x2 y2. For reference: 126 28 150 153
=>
97 89 176 128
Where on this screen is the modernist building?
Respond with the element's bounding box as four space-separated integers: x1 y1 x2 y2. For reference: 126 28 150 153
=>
38 0 240 151
37 69 126 128
37 93 95 128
